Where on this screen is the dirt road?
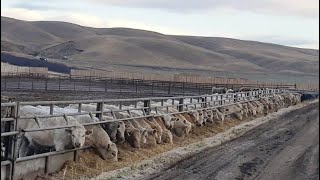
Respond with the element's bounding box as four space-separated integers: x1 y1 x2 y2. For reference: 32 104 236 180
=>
144 102 319 180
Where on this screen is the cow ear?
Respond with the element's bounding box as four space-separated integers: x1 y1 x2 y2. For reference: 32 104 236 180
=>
172 117 177 121
85 130 93 136
65 129 72 134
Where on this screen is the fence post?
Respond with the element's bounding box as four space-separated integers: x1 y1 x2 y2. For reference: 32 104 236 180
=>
18 76 20 89
3 103 15 180
58 77 61 91
178 98 184 112
136 81 138 93
96 102 104 121
182 82 185 95
144 99 151 115
151 82 154 96
105 80 108 92
201 96 207 108
168 82 171 95
4 77 7 90
89 77 91 91
10 102 20 180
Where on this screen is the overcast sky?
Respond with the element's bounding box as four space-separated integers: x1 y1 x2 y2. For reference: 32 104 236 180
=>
1 0 319 49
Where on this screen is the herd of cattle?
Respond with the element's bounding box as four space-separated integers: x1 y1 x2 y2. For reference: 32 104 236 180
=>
1 92 302 163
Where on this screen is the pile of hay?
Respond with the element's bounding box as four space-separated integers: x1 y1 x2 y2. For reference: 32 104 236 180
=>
41 115 257 180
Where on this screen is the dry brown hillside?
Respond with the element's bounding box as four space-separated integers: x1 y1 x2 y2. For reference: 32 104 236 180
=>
1 16 319 83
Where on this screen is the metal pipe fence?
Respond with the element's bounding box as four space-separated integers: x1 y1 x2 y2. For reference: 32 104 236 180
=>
1 74 296 97
1 88 286 179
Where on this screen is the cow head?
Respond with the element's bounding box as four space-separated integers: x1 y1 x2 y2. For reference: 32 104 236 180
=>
95 142 118 161
116 121 126 144
65 125 92 148
125 127 141 148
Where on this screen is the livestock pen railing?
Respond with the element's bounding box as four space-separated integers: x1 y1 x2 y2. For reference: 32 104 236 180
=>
1 88 287 180
1 74 296 97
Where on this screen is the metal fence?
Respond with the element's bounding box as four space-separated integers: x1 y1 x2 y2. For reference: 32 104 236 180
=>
1 74 296 97
1 88 287 180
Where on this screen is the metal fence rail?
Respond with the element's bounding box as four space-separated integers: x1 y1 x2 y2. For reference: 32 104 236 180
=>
1 88 286 180
1 75 296 97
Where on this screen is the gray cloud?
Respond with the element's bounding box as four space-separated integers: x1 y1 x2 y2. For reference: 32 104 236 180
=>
12 2 69 11
9 0 319 18
88 0 318 18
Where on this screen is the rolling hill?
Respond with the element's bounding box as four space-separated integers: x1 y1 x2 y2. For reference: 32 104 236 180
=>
1 16 319 83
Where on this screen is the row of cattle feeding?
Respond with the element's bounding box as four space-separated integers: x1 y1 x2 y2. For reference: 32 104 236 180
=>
1 92 301 163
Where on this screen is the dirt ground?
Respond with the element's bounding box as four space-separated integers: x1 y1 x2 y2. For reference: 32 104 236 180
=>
143 102 319 180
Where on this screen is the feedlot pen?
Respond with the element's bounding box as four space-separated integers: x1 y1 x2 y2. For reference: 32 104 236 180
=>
1 75 296 99
1 88 286 180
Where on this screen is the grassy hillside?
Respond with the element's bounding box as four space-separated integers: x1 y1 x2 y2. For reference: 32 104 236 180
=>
1 16 319 83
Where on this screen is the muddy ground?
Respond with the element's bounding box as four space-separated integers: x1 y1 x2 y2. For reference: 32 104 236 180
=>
143 102 319 180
